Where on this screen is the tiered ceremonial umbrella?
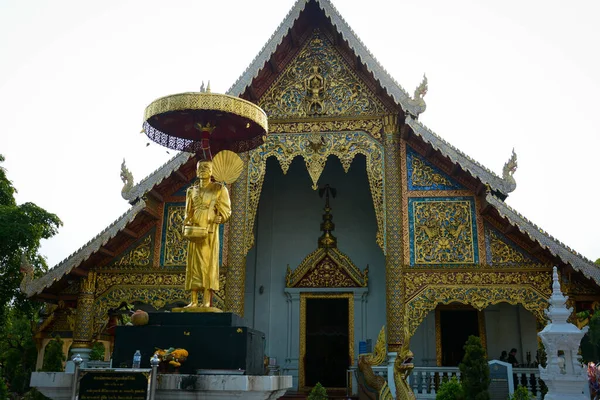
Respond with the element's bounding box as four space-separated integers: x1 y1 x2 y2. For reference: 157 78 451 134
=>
143 87 268 160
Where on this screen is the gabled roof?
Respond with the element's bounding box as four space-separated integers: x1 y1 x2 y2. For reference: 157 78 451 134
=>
24 200 147 297
406 116 514 196
25 0 600 298
227 0 414 108
485 194 600 285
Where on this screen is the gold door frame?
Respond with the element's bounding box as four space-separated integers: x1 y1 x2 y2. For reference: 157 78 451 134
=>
435 305 487 366
299 292 354 390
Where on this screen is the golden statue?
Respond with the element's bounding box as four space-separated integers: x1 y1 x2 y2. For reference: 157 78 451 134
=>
181 160 232 310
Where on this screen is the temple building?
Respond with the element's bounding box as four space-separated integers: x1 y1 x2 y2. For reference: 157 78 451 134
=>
22 0 600 393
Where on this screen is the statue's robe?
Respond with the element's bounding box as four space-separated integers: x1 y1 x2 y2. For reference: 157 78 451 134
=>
184 182 231 291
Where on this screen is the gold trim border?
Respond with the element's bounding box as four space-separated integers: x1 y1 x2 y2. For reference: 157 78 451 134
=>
299 292 354 391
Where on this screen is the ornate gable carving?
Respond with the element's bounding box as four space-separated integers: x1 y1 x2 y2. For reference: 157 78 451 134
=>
286 247 368 288
106 231 154 269
407 148 464 191
259 29 387 120
485 226 537 265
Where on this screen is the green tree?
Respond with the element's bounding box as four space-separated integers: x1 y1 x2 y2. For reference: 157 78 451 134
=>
0 155 62 396
0 154 61 319
459 336 490 400
595 258 600 266
0 307 38 394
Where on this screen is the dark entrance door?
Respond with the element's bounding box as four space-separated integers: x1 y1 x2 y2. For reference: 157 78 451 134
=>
305 298 349 388
440 308 479 366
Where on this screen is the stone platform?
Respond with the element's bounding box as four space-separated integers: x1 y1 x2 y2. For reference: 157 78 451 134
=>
31 371 293 400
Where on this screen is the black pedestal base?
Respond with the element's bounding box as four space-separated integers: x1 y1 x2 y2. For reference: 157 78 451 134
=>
112 312 265 375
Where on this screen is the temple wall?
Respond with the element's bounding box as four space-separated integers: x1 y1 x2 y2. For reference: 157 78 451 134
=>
411 312 437 366
244 154 386 369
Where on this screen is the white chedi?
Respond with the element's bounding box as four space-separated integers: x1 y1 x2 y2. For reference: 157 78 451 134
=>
538 266 588 399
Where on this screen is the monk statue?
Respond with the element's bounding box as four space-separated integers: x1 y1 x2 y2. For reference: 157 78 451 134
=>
182 160 231 310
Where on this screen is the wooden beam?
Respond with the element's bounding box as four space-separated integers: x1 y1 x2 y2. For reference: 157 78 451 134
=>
174 170 188 182
98 246 115 257
148 189 164 203
36 293 58 301
122 228 138 239
289 29 299 48
451 164 461 176
424 144 435 158
69 268 89 277
475 183 486 196
480 202 493 215
502 224 517 235
530 244 544 255
400 125 412 140
142 207 161 220
269 60 280 74
247 86 259 102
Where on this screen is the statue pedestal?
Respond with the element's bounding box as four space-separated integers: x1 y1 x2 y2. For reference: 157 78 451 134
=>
112 312 266 375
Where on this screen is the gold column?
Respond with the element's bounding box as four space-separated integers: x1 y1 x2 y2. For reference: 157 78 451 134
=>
225 152 249 316
383 114 404 352
71 271 96 352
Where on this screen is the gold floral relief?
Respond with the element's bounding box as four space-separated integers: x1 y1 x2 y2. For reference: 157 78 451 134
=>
95 272 185 297
246 132 385 251
406 284 549 337
411 157 453 188
404 269 552 300
488 229 532 265
258 29 387 120
411 199 475 264
269 118 383 140
111 235 152 267
163 205 187 266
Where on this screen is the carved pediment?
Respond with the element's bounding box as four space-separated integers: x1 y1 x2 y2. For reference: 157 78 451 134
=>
286 247 368 288
259 29 388 121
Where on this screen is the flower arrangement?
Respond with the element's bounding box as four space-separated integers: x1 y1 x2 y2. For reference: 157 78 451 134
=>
154 347 189 371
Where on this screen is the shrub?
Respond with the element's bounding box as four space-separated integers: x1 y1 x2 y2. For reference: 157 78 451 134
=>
41 336 65 372
307 382 328 400
436 376 464 400
459 335 490 400
89 342 106 361
509 385 533 400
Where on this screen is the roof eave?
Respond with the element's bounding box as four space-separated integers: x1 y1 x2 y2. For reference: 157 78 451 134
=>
25 200 147 297
486 194 600 285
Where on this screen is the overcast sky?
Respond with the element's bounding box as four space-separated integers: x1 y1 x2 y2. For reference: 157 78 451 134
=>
1 0 598 268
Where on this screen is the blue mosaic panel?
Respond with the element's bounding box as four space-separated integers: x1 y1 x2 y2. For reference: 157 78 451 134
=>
160 202 224 267
408 197 479 266
406 147 464 191
485 224 538 265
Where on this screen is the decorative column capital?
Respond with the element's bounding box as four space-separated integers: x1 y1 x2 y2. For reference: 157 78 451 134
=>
80 271 96 295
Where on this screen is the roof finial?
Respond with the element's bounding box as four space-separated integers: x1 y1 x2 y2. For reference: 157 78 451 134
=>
406 74 428 118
